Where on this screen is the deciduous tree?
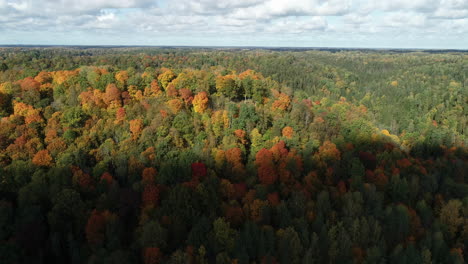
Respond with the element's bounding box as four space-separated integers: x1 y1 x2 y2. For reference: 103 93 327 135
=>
32 150 53 167
193 91 209 113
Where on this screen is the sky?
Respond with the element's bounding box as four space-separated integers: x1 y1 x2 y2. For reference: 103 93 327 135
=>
0 0 467 49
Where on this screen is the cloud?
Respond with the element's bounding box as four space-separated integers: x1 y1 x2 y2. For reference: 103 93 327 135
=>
382 12 428 28
343 14 371 24
271 16 328 33
0 0 466 48
175 0 264 15
225 0 351 20
431 0 468 19
6 0 155 14
379 0 440 12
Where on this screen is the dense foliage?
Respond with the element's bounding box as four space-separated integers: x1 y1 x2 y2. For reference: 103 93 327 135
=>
0 47 466 264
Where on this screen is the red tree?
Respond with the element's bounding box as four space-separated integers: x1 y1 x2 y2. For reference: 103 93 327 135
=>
100 172 114 185
143 247 161 264
103 83 121 106
191 162 207 181
86 210 107 246
18 77 40 91
142 184 159 207
142 167 157 185
179 88 193 105
255 148 277 185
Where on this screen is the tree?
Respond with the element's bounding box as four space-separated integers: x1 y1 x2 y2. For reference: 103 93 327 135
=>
0 90 11 117
255 148 277 185
316 141 341 163
271 92 290 111
72 167 94 190
191 162 207 181
116 107 126 121
166 83 178 97
130 119 144 139
179 88 193 105
193 91 209 113
216 75 239 99
115 70 129 87
252 80 269 103
225 147 245 175
86 210 109 247
385 204 410 246
143 247 162 264
234 129 247 145
276 227 303 264
35 71 53 84
167 99 183 114
100 172 114 185
211 110 229 138
142 184 159 207
439 199 464 240
18 77 40 91
0 62 8 71
282 126 294 139
142 167 157 185
212 218 236 252
104 83 121 107
32 150 53 167
62 107 87 128
52 70 79 85
145 79 162 97
158 69 176 89
139 220 167 249
48 188 85 233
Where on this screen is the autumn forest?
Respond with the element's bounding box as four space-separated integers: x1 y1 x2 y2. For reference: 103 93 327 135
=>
0 47 466 264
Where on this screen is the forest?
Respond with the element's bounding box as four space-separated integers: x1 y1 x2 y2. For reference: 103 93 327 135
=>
0 47 466 264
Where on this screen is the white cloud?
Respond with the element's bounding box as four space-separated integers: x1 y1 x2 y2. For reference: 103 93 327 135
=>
379 0 440 12
272 16 328 33
0 0 466 48
432 8 468 18
226 0 352 20
382 12 428 28
343 13 371 24
7 1 28 11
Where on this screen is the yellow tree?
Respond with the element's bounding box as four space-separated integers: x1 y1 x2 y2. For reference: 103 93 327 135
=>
115 70 129 87
157 69 176 90
34 71 53 84
193 91 209 113
215 74 237 97
282 126 294 139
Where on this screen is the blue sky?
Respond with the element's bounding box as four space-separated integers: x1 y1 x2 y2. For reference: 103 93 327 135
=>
0 0 467 49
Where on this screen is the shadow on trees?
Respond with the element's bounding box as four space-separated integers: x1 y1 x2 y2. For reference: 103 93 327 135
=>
0 136 466 264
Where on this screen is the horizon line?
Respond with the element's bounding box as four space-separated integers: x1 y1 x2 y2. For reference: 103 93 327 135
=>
0 44 467 52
